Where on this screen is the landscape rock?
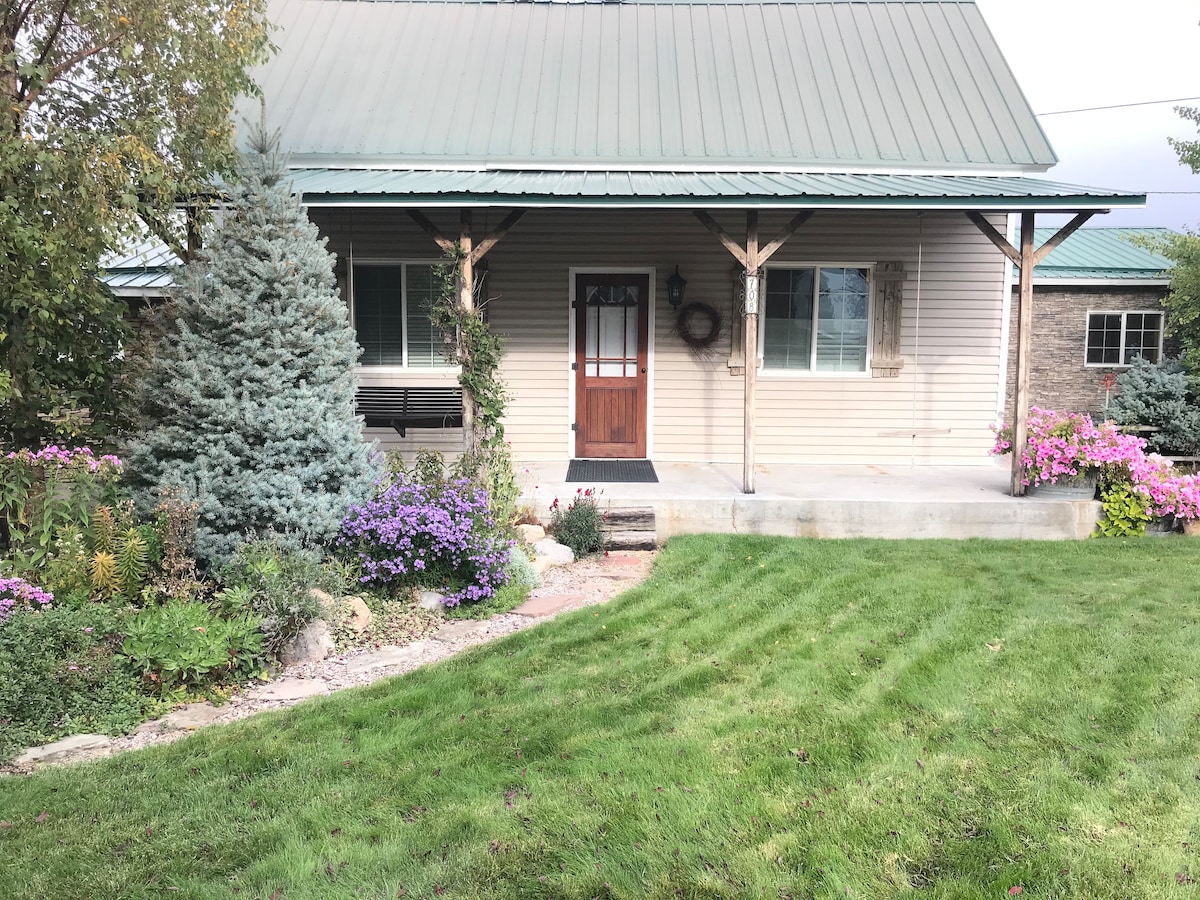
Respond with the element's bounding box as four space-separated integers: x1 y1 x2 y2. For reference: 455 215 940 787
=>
342 595 372 632
418 590 447 611
346 640 432 674
279 620 335 667
517 524 546 544
309 587 335 610
14 734 112 767
433 620 483 642
156 703 227 732
256 678 329 701
533 538 575 566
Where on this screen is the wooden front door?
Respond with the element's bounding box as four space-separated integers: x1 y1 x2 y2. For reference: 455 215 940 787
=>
574 273 650 458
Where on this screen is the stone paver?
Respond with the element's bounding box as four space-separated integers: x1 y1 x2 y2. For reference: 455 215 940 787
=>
432 620 483 642
14 734 112 766
255 678 330 701
345 640 432 674
602 555 644 568
512 593 585 617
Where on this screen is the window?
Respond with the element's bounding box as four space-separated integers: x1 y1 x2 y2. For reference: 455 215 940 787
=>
1085 311 1163 366
762 266 870 372
352 262 452 368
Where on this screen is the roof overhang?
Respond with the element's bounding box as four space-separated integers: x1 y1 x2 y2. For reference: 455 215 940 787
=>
286 169 1145 212
1023 278 1171 287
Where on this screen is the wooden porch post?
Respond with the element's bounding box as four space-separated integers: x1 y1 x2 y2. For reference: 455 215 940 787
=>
1011 212 1035 496
407 208 526 456
965 209 1095 496
743 212 759 495
459 210 476 455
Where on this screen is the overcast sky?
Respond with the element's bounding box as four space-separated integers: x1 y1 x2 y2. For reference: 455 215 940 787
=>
974 0 1199 231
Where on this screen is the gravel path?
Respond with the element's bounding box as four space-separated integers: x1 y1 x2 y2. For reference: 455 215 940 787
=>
4 551 656 772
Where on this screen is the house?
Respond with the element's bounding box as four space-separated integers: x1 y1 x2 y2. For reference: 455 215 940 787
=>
101 238 177 310
244 0 1145 495
1005 227 1176 416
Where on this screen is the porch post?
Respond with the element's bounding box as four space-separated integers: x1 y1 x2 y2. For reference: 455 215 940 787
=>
458 210 477 456
1011 212 1035 496
743 211 759 495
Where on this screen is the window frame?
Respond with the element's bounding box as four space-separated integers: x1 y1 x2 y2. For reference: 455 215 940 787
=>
1083 309 1164 368
758 261 875 378
349 258 457 372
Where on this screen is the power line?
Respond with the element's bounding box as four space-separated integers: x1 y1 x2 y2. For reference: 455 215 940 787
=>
1038 96 1200 116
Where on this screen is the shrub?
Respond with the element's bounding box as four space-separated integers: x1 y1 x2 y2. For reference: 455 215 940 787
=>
548 488 606 557
0 604 153 762
218 539 324 656
1107 356 1200 455
506 545 541 590
336 477 512 607
991 408 1144 488
1097 481 1153 536
122 599 264 695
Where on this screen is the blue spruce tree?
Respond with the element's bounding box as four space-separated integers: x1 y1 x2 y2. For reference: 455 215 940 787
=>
127 129 380 564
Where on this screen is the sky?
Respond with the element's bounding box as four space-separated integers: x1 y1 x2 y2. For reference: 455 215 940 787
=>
974 0 1199 231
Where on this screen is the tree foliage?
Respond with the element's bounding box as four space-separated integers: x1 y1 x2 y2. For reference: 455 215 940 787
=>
1169 105 1200 174
126 129 380 565
0 1 272 448
1107 356 1200 456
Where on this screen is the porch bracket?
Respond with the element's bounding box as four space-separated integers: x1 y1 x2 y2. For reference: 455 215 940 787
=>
406 210 456 253
965 209 1097 496
470 209 526 264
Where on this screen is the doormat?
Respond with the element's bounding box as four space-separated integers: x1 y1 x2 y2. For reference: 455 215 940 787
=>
566 459 659 483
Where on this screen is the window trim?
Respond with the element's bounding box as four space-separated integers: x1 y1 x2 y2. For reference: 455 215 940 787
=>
350 257 458 373
758 261 875 378
1083 308 1164 368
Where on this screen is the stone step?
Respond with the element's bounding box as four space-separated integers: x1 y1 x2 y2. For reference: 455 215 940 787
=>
601 507 656 531
604 530 659 551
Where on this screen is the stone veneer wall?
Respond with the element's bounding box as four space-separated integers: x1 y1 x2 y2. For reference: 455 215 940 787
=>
1005 285 1168 418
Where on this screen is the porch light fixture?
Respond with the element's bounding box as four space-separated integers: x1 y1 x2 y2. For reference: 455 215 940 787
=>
666 265 688 310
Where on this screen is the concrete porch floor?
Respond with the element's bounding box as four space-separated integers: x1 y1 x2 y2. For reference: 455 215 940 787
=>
519 461 1100 540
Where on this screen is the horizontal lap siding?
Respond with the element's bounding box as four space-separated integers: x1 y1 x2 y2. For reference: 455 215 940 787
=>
309 208 1006 466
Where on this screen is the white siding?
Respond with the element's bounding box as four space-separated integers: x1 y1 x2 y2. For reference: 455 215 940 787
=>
312 208 1007 466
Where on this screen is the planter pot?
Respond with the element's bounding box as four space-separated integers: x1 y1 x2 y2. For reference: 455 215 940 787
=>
1025 472 1099 501
1146 515 1178 536
1182 518 1200 537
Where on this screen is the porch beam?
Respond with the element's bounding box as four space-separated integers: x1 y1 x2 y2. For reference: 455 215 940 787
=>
693 211 749 269
407 210 456 253
1032 211 1096 266
758 210 815 265
744 211 759 495
469 209 526 264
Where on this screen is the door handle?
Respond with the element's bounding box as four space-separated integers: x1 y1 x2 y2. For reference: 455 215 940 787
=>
641 367 647 373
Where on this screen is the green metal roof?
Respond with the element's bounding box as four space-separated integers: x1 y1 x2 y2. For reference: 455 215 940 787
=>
287 168 1144 209
250 0 1057 172
1030 227 1176 281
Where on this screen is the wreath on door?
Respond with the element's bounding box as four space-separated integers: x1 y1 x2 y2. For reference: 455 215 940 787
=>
675 302 723 351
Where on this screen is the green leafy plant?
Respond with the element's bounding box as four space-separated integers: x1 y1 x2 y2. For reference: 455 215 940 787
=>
548 488 606 557
122 600 264 696
1097 481 1153 536
219 540 325 656
0 604 156 761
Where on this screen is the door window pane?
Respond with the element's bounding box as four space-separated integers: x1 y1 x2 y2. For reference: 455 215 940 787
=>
584 283 639 378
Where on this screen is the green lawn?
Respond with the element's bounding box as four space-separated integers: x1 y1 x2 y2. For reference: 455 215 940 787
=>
2 536 1200 899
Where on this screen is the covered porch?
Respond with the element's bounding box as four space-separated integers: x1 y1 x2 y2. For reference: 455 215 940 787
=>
520 460 1101 541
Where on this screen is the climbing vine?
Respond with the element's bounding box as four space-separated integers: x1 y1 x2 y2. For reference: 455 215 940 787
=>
432 249 519 523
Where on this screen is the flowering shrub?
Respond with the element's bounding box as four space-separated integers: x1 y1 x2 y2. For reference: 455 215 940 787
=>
996 407 1200 532
549 488 606 557
0 446 123 568
992 408 1144 488
0 577 53 624
336 478 512 607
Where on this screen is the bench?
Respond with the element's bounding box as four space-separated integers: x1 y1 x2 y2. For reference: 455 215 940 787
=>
355 386 463 437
